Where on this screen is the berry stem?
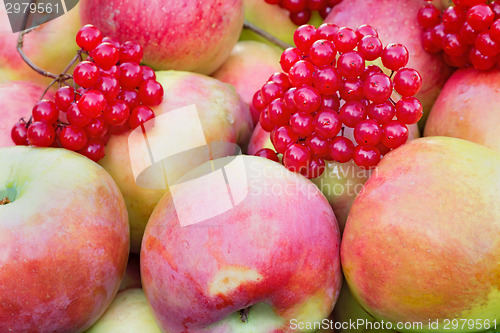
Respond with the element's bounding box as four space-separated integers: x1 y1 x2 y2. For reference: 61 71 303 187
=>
0 197 10 205
243 20 293 49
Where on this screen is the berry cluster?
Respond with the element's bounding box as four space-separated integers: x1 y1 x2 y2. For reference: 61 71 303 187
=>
264 0 343 25
253 24 423 178
11 24 163 162
419 0 500 70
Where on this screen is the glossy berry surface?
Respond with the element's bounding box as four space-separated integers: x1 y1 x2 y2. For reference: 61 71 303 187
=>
76 25 103 51
59 125 88 151
27 120 55 147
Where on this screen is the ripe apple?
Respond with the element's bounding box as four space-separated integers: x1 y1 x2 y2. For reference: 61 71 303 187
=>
241 0 322 46
424 68 500 154
99 71 253 253
0 81 52 147
247 123 420 231
79 0 244 75
86 289 162 333
342 137 500 332
212 40 283 125
325 0 453 124
0 146 129 332
0 4 81 84
141 155 342 332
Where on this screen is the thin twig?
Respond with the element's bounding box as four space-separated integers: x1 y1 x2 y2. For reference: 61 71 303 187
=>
243 20 293 49
17 29 61 79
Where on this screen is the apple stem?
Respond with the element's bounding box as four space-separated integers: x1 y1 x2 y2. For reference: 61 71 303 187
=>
239 307 250 323
0 197 11 205
243 20 293 49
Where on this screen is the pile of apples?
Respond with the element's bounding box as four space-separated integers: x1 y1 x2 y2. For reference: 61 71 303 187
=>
0 0 499 333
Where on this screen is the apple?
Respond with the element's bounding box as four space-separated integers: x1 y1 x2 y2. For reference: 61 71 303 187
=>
241 0 322 47
119 254 142 291
212 40 283 125
0 146 129 332
141 155 342 332
341 137 500 332
79 0 244 75
0 4 81 84
324 0 453 124
424 68 500 154
99 71 253 253
0 80 52 147
86 289 162 333
247 123 420 231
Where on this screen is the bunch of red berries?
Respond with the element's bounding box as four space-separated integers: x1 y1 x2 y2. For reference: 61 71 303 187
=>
11 24 163 162
253 24 423 178
419 0 500 70
264 0 343 25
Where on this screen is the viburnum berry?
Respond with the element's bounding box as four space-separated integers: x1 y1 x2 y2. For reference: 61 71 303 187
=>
129 106 155 130
283 143 311 174
280 48 303 72
32 100 59 124
281 0 307 12
337 51 365 78
339 78 364 101
367 101 396 124
94 76 121 101
271 126 299 154
27 120 55 147
333 27 358 52
294 86 321 113
58 125 88 151
267 0 342 26
316 23 339 41
67 103 91 128
309 40 336 66
306 134 330 158
141 66 156 81
354 119 382 146
356 24 378 38
294 25 317 52
76 25 102 51
119 41 144 64
117 90 141 110
268 99 290 127
303 156 326 179
73 61 100 88
381 120 409 149
418 4 442 29
78 90 107 118
363 73 393 103
92 42 120 70
290 112 315 137
313 66 342 95
330 136 355 163
339 101 366 127
353 145 381 169
467 4 494 31
269 72 292 90
261 81 285 104
118 62 143 89
393 68 423 97
79 139 105 162
103 100 131 126
255 148 280 162
11 122 28 146
290 10 312 26
138 79 164 106
288 60 315 86
54 87 75 112
396 97 423 124
85 117 108 139
357 35 383 61
313 108 342 139
382 43 409 71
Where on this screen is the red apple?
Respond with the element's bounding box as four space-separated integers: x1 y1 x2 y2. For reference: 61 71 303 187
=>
141 155 342 332
342 137 500 332
0 5 81 84
99 71 253 253
0 81 51 147
212 40 283 125
79 0 244 75
0 146 129 332
424 68 500 154
325 0 453 124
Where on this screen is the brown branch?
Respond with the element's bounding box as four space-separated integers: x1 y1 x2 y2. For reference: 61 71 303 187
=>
243 20 293 49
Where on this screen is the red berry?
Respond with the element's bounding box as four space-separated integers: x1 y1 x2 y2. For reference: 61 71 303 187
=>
32 100 59 124
313 108 342 139
103 100 131 126
27 120 55 147
288 60 315 87
129 106 155 130
102 36 121 49
330 136 355 163
357 35 383 61
293 25 317 52
118 62 143 89
381 120 409 149
461 0 487 6
141 66 156 81
382 43 409 71
356 24 378 39
491 1 500 18
58 125 87 151
76 25 102 51
85 117 108 139
491 19 500 42
430 23 446 52
363 73 392 103
259 107 275 132
290 112 315 137
268 72 292 90
94 76 121 101
354 119 381 146
316 23 339 41
475 31 500 56
290 10 312 26
268 99 291 126
319 6 332 19
119 41 144 64
138 79 164 106
73 61 100 88
117 90 141 110
303 157 326 179
442 6 466 34
443 33 468 56
339 78 364 101
280 48 302 73
283 143 311 174
467 4 494 31
367 101 396 124
337 51 365 78
306 134 330 158
422 30 441 53
333 27 358 53
353 145 381 169
271 126 299 154
54 86 75 112
261 81 285 104
294 86 321 113
393 68 422 97
313 66 342 95
306 0 325 10
100 65 119 79
360 65 384 81
281 0 307 12
11 122 28 145
417 4 441 29
339 100 366 127
321 94 341 110
79 139 105 162
443 53 469 67
460 22 479 45
67 103 91 127
78 90 107 118
469 47 496 70
253 90 267 111
309 40 337 67
92 42 119 70
396 96 423 124
265 0 280 4
254 148 280 163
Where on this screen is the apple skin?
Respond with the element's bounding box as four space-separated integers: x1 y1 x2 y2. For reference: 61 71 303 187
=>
247 123 420 232
424 68 500 154
79 0 244 75
325 0 453 125
212 40 283 125
141 155 342 333
99 71 253 253
0 81 52 147
0 5 81 84
341 137 500 332
0 146 129 333
86 289 162 333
